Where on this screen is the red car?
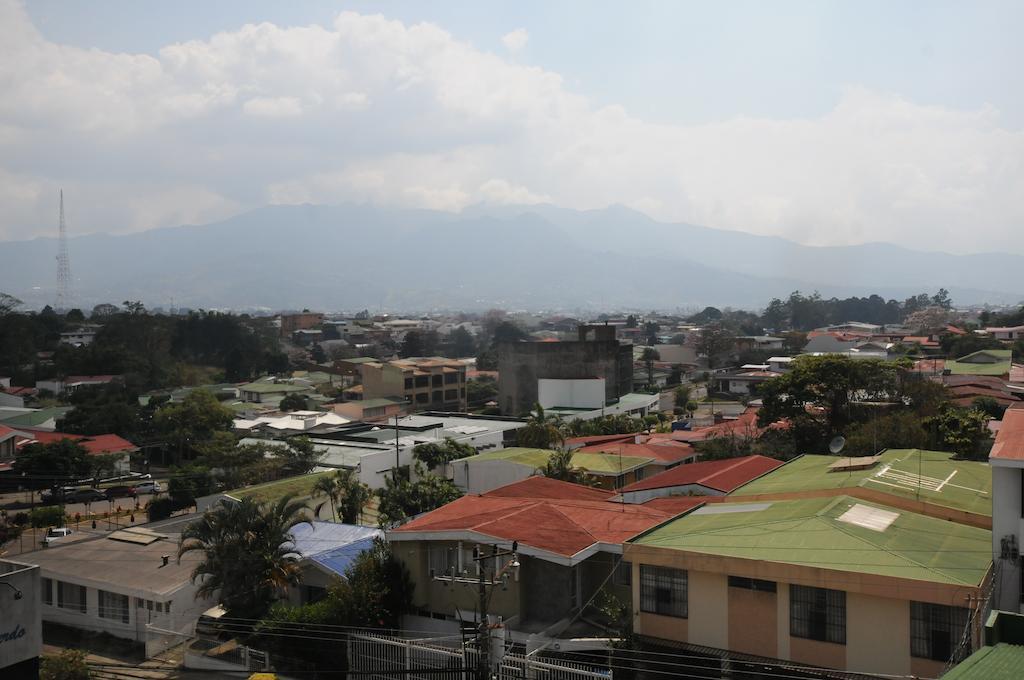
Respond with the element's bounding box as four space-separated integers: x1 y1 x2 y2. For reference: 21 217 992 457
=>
103 485 138 500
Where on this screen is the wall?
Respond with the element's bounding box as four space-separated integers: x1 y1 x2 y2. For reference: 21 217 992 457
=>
538 379 606 410
453 459 533 495
498 340 632 416
0 560 41 678
991 464 1023 612
620 485 722 504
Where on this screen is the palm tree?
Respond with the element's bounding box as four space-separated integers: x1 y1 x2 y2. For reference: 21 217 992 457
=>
312 475 340 521
178 494 310 619
518 403 565 449
335 469 372 524
538 449 589 485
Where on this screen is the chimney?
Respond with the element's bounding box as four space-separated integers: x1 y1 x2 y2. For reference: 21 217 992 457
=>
161 555 170 567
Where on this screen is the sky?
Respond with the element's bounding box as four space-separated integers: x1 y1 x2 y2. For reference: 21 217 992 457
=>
2 0 1023 253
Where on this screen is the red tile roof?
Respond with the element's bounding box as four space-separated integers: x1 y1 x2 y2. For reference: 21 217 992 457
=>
991 408 1024 462
946 325 967 336
392 477 673 557
669 407 774 443
15 429 138 456
482 476 614 501
576 441 696 464
620 455 784 494
565 434 636 447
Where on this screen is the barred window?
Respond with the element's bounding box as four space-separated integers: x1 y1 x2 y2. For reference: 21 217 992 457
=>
57 581 87 614
790 585 845 644
614 560 632 587
911 602 969 662
640 565 687 618
98 590 130 624
428 544 458 577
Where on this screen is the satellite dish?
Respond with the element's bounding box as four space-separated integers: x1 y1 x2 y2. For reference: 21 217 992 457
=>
829 436 846 455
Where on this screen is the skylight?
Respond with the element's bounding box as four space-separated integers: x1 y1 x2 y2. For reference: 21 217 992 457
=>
837 504 899 532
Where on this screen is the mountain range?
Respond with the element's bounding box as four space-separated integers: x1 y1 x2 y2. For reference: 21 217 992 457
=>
0 203 1020 312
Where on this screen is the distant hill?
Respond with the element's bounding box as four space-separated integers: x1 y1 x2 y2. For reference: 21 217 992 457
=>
0 203 1019 311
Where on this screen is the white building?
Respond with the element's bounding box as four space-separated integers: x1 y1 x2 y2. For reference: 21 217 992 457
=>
0 559 42 678
987 325 1024 342
21 518 216 642
991 406 1024 612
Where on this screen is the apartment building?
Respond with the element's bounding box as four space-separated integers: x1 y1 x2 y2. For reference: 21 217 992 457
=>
359 357 467 412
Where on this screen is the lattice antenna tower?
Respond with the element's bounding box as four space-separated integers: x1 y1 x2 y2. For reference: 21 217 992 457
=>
56 189 72 310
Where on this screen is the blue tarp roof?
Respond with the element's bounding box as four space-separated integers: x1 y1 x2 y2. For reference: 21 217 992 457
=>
287 521 382 578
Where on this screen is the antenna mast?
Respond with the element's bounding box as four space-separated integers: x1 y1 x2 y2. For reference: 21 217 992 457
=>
56 189 72 311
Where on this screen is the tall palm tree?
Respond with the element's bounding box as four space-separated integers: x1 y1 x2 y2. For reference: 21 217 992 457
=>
334 469 372 525
312 474 340 521
178 494 311 619
538 449 590 486
518 403 566 449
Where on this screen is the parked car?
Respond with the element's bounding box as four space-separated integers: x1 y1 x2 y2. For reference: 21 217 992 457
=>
133 481 163 495
104 485 137 499
41 486 77 503
65 488 107 504
42 527 72 546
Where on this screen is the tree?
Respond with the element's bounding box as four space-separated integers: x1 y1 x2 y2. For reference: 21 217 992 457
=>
313 469 372 524
40 649 90 680
413 438 476 470
399 331 424 358
466 375 498 406
168 464 215 509
309 343 327 364
517 404 564 449
56 385 141 438
538 449 590 485
0 292 23 315
90 303 119 318
972 396 1007 420
673 385 692 409
273 436 322 475
448 326 477 357
640 347 660 387
696 324 734 369
278 393 309 412
924 405 990 459
64 308 85 323
178 494 311 619
376 465 462 528
154 390 234 463
758 355 906 452
13 439 93 488
905 306 951 334
666 364 683 386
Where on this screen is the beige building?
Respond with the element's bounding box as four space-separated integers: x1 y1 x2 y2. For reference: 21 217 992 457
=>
624 496 992 678
358 357 467 412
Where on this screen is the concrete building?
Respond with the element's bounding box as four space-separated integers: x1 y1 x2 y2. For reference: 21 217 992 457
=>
0 559 41 680
21 519 217 642
357 357 468 412
59 324 102 347
986 325 1024 342
990 406 1024 613
625 496 992 678
617 455 784 503
498 325 633 416
278 312 324 336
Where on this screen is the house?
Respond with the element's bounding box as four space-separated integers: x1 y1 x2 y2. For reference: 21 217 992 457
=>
35 375 122 396
285 522 382 605
388 476 676 643
59 325 102 347
985 325 1024 342
238 378 316 405
232 410 352 435
451 447 658 494
943 375 1024 409
331 397 408 423
766 356 794 372
946 349 1013 378
942 610 1024 680
625 495 992 678
0 424 29 465
278 312 324 337
617 455 784 503
0 559 42 680
710 368 778 395
13 430 138 474
735 336 784 352
21 519 217 642
0 406 72 432
989 406 1024 613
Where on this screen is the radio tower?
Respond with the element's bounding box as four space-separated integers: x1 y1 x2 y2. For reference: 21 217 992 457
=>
56 189 72 311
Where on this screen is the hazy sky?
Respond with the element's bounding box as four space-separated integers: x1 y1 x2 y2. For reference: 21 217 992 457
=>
3 0 1023 253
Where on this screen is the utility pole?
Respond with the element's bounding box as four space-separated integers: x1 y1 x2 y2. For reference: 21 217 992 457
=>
394 414 401 481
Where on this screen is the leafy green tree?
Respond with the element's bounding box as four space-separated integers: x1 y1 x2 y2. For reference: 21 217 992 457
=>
413 438 476 470
673 385 692 409
696 323 734 369
168 464 215 509
399 331 424 358
273 436 322 475
924 405 991 459
56 385 141 438
278 393 310 412
154 390 234 463
448 326 477 357
64 308 85 323
0 292 22 315
309 343 327 364
13 439 93 488
466 375 498 406
517 404 565 449
376 465 462 528
972 396 1007 420
842 411 930 456
313 469 372 524
178 494 311 619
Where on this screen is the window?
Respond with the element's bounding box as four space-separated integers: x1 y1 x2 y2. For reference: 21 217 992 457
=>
445 373 457 384
42 577 53 606
432 375 443 387
429 544 459 577
640 565 687 618
444 389 458 401
404 378 413 389
790 585 845 644
432 390 443 403
415 376 429 388
57 581 87 613
614 560 632 587
416 392 429 404
728 576 777 593
911 602 969 662
98 590 130 624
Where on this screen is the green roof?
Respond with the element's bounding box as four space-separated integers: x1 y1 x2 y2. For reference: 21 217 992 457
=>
633 495 991 586
239 381 311 394
730 449 992 516
466 447 653 475
226 471 334 506
0 406 73 427
946 349 1012 376
941 644 1024 680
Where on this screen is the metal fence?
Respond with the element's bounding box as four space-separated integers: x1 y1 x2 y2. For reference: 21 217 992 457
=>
348 633 612 680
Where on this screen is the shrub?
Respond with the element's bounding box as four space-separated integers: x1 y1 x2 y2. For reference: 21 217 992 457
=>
147 497 175 522
30 506 65 528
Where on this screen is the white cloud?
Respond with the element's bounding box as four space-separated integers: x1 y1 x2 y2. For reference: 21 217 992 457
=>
1 0 1023 254
501 28 529 52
